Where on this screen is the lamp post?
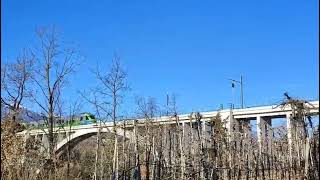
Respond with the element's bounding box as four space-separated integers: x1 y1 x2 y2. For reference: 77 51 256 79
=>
228 75 244 109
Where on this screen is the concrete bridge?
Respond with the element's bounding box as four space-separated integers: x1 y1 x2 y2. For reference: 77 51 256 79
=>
21 100 319 157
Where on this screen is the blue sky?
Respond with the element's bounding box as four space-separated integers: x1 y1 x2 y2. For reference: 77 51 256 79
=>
1 0 319 115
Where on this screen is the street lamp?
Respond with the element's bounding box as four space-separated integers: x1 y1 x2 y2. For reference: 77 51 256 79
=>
228 75 244 109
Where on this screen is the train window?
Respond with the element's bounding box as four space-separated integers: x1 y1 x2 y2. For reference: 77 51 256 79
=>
80 117 83 121
89 115 95 119
86 116 89 120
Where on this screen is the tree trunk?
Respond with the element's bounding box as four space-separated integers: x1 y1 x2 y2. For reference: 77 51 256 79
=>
94 128 101 180
304 137 310 179
134 120 141 180
180 122 186 179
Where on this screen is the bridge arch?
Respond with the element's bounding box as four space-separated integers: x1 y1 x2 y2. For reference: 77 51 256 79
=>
54 127 130 157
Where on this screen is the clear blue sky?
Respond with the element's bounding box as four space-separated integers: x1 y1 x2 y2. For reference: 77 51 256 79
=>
1 0 319 115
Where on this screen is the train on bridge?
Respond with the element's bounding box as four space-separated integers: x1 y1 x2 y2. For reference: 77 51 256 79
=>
26 112 98 129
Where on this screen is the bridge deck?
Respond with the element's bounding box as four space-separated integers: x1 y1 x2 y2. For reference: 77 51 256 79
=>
20 100 319 135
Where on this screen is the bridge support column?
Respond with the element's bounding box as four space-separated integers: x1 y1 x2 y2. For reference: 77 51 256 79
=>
228 110 240 150
266 118 272 155
41 134 49 154
65 131 72 142
163 125 169 164
239 120 251 150
243 120 251 140
57 132 67 149
226 109 233 135
35 134 42 144
228 111 240 132
184 122 196 153
182 123 188 150
201 120 211 148
58 132 66 143
181 122 187 149
257 116 264 154
257 116 272 154
286 113 293 166
21 131 30 164
23 130 30 147
201 121 206 147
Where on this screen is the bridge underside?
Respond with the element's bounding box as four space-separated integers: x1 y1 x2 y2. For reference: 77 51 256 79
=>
55 132 97 157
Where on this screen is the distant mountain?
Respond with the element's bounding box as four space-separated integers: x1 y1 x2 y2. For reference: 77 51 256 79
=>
1 106 44 123
19 108 44 122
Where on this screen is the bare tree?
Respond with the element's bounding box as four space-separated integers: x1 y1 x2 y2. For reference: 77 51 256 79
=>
92 55 129 179
1 50 36 179
133 119 141 180
65 98 82 179
30 26 80 176
277 92 317 179
1 50 35 123
1 50 38 180
135 96 158 180
80 90 108 179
